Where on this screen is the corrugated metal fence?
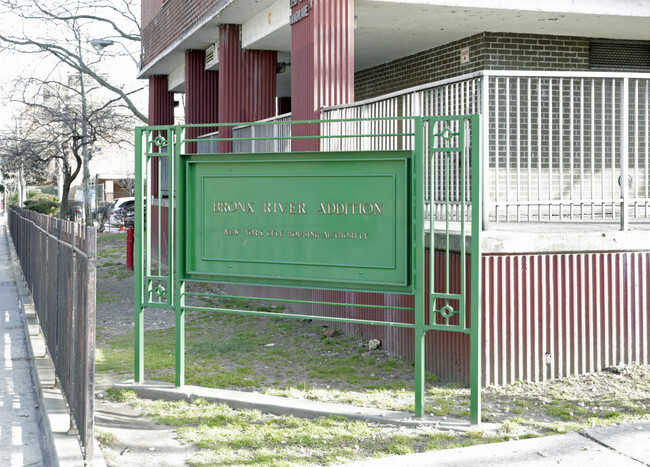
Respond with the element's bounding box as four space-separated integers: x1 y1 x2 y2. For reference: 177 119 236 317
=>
292 250 650 387
483 251 650 386
7 206 96 461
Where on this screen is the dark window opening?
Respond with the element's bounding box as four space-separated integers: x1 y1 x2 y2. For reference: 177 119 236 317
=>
590 39 650 71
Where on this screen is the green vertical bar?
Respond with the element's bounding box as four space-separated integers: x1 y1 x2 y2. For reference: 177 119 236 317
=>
470 115 482 425
175 126 188 387
134 127 144 382
157 136 162 281
414 117 426 417
175 284 185 387
428 123 435 327
169 127 178 306
442 120 452 326
173 126 185 386
459 118 466 329
145 130 153 302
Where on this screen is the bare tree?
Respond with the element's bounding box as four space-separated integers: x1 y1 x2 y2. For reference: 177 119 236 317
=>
0 125 50 207
0 0 145 122
3 74 135 219
117 174 136 196
0 0 145 223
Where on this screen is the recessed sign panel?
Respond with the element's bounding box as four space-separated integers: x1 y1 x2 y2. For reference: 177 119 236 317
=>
181 151 412 291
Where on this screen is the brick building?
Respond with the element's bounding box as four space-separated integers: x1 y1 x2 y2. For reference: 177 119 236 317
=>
138 1 650 385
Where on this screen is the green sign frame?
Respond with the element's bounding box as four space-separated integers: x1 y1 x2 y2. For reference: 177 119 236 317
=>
178 151 413 293
135 115 482 425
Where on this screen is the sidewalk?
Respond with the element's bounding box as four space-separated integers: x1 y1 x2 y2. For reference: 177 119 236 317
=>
347 421 650 466
0 213 50 466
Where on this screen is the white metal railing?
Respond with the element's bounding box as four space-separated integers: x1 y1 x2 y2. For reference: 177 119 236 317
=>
232 113 292 153
323 73 483 220
485 71 650 227
322 71 650 229
197 130 219 154
196 114 292 154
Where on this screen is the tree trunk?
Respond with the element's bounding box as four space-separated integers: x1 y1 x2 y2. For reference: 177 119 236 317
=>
60 182 70 219
18 166 26 207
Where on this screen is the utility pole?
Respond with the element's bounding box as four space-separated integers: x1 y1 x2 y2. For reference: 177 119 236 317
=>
14 123 25 207
77 32 93 226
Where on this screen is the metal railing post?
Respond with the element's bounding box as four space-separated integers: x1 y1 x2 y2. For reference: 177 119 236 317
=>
480 77 490 230
620 77 629 231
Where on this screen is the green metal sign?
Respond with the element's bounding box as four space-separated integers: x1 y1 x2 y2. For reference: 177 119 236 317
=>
179 151 412 292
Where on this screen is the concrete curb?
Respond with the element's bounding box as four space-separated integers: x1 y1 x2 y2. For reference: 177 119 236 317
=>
114 380 496 433
5 226 106 467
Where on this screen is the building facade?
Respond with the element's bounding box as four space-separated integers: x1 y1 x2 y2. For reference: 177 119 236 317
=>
138 0 650 385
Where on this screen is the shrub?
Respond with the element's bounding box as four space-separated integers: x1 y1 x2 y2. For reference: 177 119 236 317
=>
23 192 59 216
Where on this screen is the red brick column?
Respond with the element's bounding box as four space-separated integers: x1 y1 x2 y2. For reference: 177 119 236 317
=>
290 0 354 150
218 24 277 153
148 75 174 196
185 49 219 153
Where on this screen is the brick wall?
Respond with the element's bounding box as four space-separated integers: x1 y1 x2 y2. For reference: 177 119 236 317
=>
141 0 226 68
141 0 161 30
355 33 593 101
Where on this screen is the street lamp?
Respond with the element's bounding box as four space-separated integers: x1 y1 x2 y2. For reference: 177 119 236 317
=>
90 37 140 68
89 38 115 51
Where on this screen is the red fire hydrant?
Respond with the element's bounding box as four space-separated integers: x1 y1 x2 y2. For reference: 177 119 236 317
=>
126 226 134 271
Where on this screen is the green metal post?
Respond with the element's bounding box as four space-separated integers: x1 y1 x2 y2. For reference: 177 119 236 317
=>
134 127 144 382
173 126 185 387
469 115 482 425
414 117 426 417
175 296 185 387
459 120 467 329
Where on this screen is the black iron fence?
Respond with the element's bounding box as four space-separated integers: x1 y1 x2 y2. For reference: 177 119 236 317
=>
8 206 96 461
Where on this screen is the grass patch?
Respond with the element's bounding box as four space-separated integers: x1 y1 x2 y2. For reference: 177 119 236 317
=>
97 291 119 304
95 308 438 412
544 401 592 421
187 339 256 357
100 269 132 280
98 247 125 258
95 429 119 446
97 234 124 244
124 396 507 466
105 387 138 403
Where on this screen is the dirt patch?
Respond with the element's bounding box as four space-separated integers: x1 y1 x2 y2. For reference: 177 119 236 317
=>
94 394 197 466
95 233 175 338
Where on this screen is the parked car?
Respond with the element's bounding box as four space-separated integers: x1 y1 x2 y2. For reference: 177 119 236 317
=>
122 203 135 228
108 197 135 227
